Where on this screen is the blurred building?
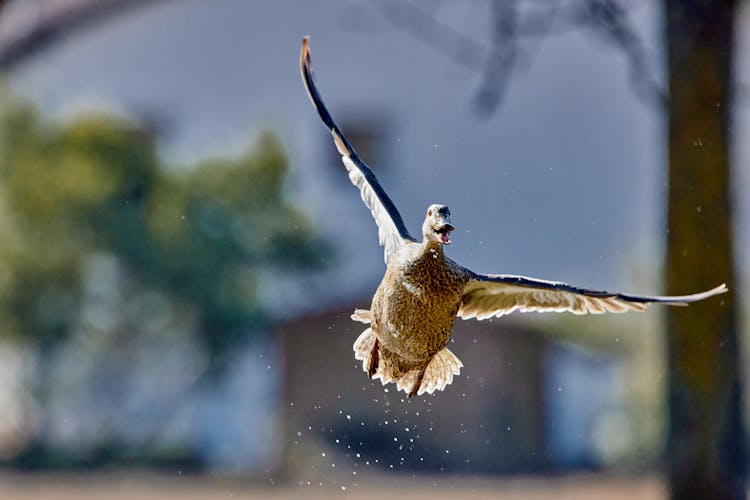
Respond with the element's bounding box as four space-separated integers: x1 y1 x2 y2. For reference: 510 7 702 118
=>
280 306 626 474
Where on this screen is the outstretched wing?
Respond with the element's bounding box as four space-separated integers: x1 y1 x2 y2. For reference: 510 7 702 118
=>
458 271 728 320
300 36 416 264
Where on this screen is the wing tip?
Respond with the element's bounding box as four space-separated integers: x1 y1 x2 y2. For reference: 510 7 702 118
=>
300 35 310 68
299 35 313 98
701 283 729 299
658 283 729 305
687 282 728 301
300 36 314 93
299 36 353 158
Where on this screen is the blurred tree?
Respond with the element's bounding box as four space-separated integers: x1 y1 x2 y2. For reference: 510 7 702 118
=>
0 96 328 463
0 97 326 359
0 0 159 70
664 1 744 499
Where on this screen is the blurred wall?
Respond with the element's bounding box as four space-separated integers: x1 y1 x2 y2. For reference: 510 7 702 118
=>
280 305 626 475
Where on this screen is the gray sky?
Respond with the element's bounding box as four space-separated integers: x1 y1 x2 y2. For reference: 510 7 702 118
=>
4 0 747 309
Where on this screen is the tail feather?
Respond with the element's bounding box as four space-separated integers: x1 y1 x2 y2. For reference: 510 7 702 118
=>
353 327 376 372
353 322 463 396
396 370 419 393
351 309 372 324
353 326 394 384
415 348 463 396
389 348 463 396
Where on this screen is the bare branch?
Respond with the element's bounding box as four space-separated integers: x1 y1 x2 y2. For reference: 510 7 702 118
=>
473 0 519 115
372 0 666 116
0 0 166 70
568 0 667 110
372 0 489 73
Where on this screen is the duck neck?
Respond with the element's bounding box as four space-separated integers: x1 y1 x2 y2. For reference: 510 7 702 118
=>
421 239 445 257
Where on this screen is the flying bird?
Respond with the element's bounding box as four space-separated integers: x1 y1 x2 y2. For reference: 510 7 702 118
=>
299 36 727 397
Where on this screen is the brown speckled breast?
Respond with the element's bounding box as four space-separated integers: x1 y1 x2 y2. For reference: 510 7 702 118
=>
370 241 470 376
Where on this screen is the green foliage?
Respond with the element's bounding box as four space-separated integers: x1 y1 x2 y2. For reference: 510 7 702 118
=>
0 96 328 362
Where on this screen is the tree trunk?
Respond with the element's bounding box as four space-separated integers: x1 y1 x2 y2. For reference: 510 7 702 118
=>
665 1 745 499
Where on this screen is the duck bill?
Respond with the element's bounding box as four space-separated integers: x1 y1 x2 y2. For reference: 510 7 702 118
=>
434 217 454 245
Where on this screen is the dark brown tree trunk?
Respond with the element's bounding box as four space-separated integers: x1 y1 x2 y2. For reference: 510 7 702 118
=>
665 1 745 499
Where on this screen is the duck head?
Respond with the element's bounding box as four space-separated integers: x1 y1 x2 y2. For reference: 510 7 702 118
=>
422 204 454 245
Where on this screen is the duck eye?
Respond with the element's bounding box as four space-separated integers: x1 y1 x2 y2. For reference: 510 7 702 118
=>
428 209 433 217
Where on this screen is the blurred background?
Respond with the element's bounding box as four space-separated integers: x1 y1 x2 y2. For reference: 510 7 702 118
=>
0 0 748 498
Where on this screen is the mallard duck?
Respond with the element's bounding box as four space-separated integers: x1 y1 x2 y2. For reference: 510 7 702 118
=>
299 36 727 397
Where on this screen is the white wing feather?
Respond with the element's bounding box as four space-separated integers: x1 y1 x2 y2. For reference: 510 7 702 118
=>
458 273 727 320
342 156 407 263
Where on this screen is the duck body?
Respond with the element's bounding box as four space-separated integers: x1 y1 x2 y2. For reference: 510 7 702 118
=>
371 241 469 378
